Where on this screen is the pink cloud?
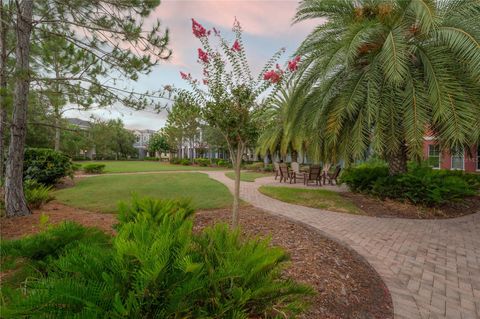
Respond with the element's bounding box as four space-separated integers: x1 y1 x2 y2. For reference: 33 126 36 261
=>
150 0 324 67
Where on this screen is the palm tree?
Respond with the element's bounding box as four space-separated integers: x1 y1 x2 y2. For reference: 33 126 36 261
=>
257 83 308 161
291 0 480 175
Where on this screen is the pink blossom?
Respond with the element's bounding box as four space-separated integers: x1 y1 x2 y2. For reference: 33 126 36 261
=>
198 48 209 63
180 71 192 80
263 70 282 83
232 39 241 52
191 18 207 38
203 79 209 85
288 56 301 72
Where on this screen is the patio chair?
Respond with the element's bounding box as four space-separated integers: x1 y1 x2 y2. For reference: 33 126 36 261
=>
304 165 322 186
279 163 291 183
324 165 341 185
273 162 280 180
290 162 305 184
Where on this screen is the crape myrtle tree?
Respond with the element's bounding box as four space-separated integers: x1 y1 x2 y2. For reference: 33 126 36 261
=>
177 18 299 227
166 96 201 159
4 0 171 217
290 0 480 175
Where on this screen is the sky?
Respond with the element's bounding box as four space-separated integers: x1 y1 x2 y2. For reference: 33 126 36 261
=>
65 0 321 130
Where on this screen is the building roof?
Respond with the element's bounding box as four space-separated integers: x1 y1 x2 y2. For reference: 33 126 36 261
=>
66 118 91 129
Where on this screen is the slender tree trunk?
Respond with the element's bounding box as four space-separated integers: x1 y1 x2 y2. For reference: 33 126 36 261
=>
54 113 61 151
387 143 408 175
230 142 244 228
0 0 8 184
5 0 33 217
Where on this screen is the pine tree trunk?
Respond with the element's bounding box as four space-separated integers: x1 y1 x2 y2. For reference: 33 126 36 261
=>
5 0 33 217
387 143 408 176
54 115 61 151
0 0 8 183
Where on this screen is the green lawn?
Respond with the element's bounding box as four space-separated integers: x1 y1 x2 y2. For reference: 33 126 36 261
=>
55 173 232 213
76 161 223 173
258 186 363 215
225 171 271 182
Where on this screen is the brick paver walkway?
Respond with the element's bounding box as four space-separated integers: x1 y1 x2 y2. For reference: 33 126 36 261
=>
206 172 480 319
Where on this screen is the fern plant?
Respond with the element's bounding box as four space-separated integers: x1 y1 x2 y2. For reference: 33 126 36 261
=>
1 197 313 318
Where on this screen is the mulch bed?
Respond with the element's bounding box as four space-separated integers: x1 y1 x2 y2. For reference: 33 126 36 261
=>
1 202 393 319
341 192 480 219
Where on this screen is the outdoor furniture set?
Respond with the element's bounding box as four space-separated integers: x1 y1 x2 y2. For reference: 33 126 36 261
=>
274 162 341 186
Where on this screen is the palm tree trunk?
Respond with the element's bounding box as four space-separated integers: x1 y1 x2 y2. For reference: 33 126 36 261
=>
387 143 408 175
5 0 33 217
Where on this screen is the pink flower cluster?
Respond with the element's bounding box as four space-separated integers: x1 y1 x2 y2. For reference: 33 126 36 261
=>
288 56 301 72
198 48 209 63
232 39 241 52
192 18 207 38
263 70 282 83
180 71 192 80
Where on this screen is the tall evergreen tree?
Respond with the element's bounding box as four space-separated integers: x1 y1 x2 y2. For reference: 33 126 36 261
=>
4 0 171 217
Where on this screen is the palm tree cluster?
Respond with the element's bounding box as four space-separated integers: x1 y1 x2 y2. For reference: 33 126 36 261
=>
258 0 480 174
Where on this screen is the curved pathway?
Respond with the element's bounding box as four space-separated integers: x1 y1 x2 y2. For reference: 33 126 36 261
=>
206 172 480 319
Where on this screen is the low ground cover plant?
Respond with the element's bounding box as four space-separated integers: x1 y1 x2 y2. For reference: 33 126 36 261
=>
24 180 54 209
340 161 480 206
23 148 74 185
83 163 106 174
143 156 159 161
1 197 313 318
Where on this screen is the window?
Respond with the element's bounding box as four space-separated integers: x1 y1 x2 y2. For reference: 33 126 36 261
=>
428 145 440 169
477 145 480 170
451 146 464 170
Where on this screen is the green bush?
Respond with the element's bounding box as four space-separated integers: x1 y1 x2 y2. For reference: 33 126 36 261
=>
341 162 478 206
24 180 54 209
143 156 158 161
170 157 180 165
1 197 313 318
244 162 264 171
195 158 210 167
263 163 274 172
179 159 191 166
83 163 106 174
23 148 74 185
217 159 231 168
72 163 82 171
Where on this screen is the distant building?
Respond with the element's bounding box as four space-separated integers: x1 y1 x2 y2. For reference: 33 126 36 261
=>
423 134 479 172
66 118 96 159
132 129 156 159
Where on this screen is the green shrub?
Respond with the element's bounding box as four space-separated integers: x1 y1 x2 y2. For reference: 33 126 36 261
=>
1 197 313 318
170 157 180 164
217 159 231 167
71 163 82 171
83 163 106 174
195 158 210 167
244 162 264 171
24 180 54 209
23 148 74 185
143 156 158 161
341 163 478 206
179 159 191 166
0 221 110 272
263 163 274 172
340 165 389 193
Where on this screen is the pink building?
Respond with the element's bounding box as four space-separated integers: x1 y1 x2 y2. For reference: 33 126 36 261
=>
423 137 479 172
